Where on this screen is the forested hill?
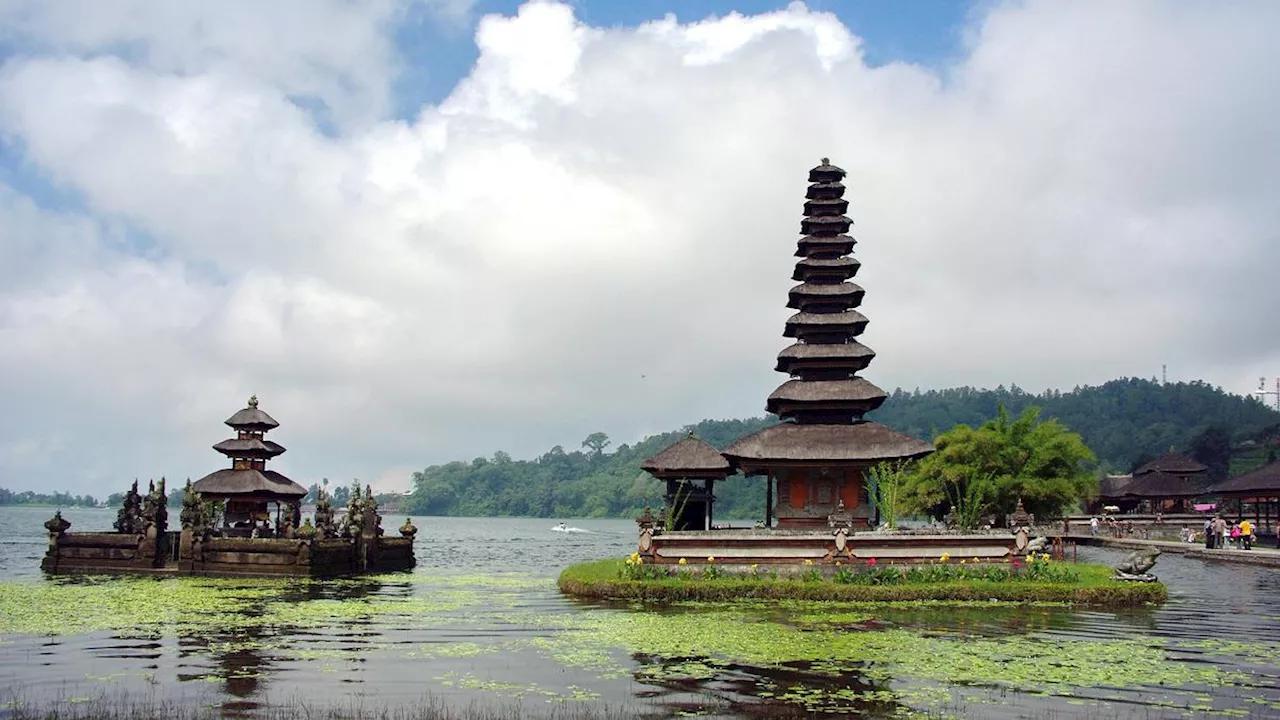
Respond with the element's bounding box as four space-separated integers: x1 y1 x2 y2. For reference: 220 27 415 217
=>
403 377 1280 520
868 378 1280 474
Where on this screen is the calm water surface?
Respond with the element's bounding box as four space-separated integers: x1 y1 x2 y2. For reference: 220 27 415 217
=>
0 506 1277 719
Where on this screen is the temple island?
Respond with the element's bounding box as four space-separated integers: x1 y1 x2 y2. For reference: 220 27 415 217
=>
634 159 1030 567
41 396 416 577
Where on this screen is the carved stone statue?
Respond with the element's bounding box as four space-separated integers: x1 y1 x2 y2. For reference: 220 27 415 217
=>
180 479 204 531
314 490 336 538
1114 548 1160 582
827 499 854 529
115 480 142 534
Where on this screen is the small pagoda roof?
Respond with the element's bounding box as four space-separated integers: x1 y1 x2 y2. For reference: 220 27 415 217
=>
787 282 863 310
213 437 287 459
640 435 731 479
767 378 887 414
800 215 852 234
1133 453 1206 476
805 181 845 199
723 421 933 470
192 468 307 499
225 395 279 431
808 158 847 182
803 197 849 215
792 257 860 281
775 341 875 372
795 234 855 257
784 310 868 338
1204 460 1280 497
1121 470 1212 499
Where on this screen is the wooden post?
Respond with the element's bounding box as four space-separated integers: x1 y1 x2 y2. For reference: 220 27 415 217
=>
764 475 773 529
706 479 714 530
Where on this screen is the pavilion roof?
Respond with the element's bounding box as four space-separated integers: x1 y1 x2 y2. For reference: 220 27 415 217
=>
767 378 887 407
1133 453 1206 476
640 435 731 478
1096 474 1135 499
1205 460 1280 496
722 421 933 468
192 468 307 499
1121 470 1213 499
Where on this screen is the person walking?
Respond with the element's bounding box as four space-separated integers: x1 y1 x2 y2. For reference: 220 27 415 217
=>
1213 515 1228 550
1240 519 1254 550
1090 516 1099 537
1204 517 1215 549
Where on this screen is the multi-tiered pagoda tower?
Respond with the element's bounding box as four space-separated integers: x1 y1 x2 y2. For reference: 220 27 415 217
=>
723 159 932 529
192 395 307 530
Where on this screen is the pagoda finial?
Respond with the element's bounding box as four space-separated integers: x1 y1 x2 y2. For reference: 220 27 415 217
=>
248 394 259 409
821 157 829 165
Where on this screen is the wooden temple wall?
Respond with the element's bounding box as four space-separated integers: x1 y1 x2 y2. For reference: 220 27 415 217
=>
774 466 874 529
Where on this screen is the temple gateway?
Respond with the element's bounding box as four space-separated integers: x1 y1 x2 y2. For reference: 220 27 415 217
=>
637 160 1024 565
42 397 416 577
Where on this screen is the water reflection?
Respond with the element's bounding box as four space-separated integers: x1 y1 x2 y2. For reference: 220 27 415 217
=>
1 510 1279 718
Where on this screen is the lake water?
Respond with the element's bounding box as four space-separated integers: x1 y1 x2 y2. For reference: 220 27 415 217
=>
1 506 1278 719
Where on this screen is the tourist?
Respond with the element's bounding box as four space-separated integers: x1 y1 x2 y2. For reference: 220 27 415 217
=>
1239 519 1253 550
1090 516 1099 536
1213 516 1227 549
1204 517 1214 549
1229 523 1241 549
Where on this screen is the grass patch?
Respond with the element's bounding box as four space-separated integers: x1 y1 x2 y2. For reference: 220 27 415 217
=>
558 559 1165 606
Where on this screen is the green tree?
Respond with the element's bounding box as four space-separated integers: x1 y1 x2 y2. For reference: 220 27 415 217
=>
1189 425 1231 481
868 460 913 529
581 432 611 456
902 405 1097 526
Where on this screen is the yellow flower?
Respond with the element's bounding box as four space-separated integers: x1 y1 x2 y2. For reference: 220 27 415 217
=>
751 563 759 571
678 558 687 565
706 556 715 563
804 559 815 566
939 553 950 563
1027 554 1035 563
959 559 967 565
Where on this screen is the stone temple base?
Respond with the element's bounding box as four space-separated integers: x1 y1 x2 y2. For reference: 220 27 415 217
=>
642 528 1021 566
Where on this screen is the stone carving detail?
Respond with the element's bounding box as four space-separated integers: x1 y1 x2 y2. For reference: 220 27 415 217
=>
180 479 204 531
828 500 854 529
44 510 71 536
115 480 143 534
636 506 657 531
1114 548 1160 582
294 518 318 541
833 527 848 552
399 518 418 540
1007 497 1034 529
314 490 336 538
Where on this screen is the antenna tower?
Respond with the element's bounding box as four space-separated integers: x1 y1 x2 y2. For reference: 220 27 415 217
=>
1257 377 1280 411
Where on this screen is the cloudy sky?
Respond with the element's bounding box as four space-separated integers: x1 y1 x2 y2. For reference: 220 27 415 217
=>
1 0 1277 496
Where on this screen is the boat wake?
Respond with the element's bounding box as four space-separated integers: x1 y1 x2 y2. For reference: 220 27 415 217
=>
551 524 589 534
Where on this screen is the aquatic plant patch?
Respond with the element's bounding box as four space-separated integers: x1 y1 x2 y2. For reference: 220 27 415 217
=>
562 559 1166 606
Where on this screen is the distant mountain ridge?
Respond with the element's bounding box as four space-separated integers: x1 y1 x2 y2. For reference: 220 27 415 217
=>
400 377 1280 520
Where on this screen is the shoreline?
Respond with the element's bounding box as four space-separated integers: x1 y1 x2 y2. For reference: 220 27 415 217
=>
1071 535 1280 567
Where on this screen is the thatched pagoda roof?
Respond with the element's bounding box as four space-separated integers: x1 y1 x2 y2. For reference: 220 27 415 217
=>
784 310 869 338
225 395 279 431
213 438 286 459
723 422 933 470
803 197 850 215
640 435 731 479
788 282 864 300
767 378 887 413
1205 460 1280 496
805 180 845 199
792 257 860 281
801 215 853 235
775 342 875 373
794 235 855 257
807 159 846 182
192 468 307 499
1133 453 1207 476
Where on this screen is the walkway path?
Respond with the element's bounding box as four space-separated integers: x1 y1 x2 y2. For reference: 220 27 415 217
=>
1067 535 1280 567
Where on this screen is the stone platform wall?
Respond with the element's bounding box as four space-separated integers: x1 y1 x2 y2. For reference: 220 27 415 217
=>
645 529 1020 566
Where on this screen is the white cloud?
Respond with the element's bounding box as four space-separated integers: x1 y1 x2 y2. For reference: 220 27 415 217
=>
0 0 1278 495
